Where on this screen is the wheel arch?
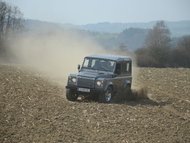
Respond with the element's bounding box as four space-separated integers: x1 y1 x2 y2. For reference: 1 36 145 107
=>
105 81 114 91
124 79 132 88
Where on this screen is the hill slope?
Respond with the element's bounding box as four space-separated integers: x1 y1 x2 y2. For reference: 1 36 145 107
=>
80 21 190 37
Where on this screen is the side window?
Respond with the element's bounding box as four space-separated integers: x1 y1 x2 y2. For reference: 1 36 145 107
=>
91 59 96 68
115 63 121 75
121 62 131 74
83 58 89 67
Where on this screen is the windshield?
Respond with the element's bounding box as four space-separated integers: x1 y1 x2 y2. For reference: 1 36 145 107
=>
82 58 116 72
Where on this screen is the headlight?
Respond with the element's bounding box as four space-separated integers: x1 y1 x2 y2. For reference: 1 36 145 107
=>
96 80 104 87
69 76 77 84
71 77 77 83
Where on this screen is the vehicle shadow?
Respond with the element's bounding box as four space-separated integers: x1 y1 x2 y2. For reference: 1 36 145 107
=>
112 88 170 106
77 88 170 107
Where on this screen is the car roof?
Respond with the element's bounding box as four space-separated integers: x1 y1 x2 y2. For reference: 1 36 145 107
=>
85 54 132 62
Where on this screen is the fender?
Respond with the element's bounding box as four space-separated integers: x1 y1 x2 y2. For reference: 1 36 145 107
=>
104 81 114 91
124 79 132 88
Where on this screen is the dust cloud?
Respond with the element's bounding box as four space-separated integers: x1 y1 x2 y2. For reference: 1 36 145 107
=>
6 29 140 87
7 30 106 85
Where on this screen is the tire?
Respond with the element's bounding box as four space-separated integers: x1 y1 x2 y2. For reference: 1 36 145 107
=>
66 89 78 101
125 84 131 95
125 84 132 100
99 86 113 103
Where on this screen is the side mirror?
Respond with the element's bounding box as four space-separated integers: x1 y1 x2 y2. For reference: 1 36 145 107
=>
77 64 81 71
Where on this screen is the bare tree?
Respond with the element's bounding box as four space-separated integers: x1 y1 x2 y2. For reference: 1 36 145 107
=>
145 21 171 49
171 35 190 67
0 1 23 38
0 0 23 56
136 21 171 67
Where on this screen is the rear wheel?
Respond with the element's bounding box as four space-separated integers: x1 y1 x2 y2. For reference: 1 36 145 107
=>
125 84 132 99
99 86 113 103
66 89 78 101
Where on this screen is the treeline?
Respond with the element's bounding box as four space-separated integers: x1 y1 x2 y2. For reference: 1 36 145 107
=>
135 21 190 68
0 0 23 56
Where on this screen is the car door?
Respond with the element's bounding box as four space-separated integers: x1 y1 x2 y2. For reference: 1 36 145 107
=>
111 62 123 92
120 61 132 88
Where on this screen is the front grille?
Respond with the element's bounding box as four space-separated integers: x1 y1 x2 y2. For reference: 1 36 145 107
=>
77 77 94 88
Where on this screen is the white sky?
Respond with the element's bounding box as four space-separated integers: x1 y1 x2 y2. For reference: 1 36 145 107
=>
5 0 190 24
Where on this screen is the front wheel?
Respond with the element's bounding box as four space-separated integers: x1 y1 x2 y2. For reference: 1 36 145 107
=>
99 87 113 103
66 89 78 101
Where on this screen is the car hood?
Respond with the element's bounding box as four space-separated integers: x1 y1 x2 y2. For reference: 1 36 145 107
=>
77 69 113 79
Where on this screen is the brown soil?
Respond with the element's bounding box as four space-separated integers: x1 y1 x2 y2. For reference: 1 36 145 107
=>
0 65 190 143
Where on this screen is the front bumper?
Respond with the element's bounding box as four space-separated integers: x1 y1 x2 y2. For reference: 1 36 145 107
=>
66 85 104 95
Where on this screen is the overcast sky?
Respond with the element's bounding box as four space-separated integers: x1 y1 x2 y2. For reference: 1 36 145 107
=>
5 0 190 25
